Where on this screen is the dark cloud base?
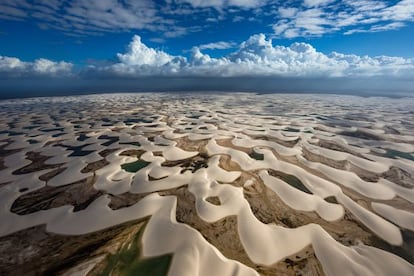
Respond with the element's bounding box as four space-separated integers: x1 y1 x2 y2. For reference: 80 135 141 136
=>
0 77 413 100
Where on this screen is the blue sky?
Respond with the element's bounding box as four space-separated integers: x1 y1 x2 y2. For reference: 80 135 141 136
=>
0 0 414 97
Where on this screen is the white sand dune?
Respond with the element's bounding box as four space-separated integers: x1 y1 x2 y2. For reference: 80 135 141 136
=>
0 93 413 275
372 202 414 231
259 170 344 221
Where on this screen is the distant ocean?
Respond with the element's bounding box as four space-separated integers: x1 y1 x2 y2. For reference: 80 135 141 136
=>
1 90 413 101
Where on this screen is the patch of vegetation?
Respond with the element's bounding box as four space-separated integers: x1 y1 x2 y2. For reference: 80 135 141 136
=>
206 196 221 205
162 154 208 174
99 222 172 276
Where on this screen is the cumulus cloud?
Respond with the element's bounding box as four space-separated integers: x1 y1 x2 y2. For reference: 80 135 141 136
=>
117 35 174 66
2 34 413 81
1 34 414 95
100 34 414 78
0 56 73 77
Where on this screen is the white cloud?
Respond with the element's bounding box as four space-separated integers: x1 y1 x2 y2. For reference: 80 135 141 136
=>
149 37 167 44
32 58 72 74
344 22 406 35
0 56 26 71
0 0 163 36
303 0 334 8
0 0 269 37
1 0 412 39
232 15 245 22
163 26 201 38
381 0 414 21
273 0 414 38
64 0 158 31
198 41 236 50
0 56 72 77
102 34 414 78
278 7 298 18
117 35 173 66
176 0 268 9
2 34 413 80
0 4 27 19
107 35 186 76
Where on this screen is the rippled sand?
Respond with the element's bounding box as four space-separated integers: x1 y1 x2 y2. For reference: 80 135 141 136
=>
0 93 413 275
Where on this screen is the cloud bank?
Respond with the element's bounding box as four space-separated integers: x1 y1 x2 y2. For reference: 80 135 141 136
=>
97 34 414 78
0 56 73 77
1 34 413 97
2 34 414 79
